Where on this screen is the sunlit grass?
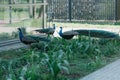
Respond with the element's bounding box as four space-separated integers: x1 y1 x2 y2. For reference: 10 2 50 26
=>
5 18 42 27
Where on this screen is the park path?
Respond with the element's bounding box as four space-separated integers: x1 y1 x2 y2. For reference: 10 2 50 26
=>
80 59 120 80
0 42 28 52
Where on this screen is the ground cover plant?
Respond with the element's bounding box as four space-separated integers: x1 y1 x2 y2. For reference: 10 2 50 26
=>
0 32 18 41
0 27 26 42
0 36 120 80
0 1 120 79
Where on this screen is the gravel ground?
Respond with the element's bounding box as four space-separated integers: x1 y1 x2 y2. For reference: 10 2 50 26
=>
0 22 120 35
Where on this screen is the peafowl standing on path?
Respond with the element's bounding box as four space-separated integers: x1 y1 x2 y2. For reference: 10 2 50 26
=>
35 24 56 35
58 27 79 40
18 28 50 45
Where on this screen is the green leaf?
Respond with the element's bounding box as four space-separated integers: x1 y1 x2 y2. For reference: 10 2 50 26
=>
60 66 69 74
63 60 69 66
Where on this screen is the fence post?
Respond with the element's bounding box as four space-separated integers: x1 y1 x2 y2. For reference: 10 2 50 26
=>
42 0 47 29
115 0 118 22
32 0 36 18
68 0 72 22
9 0 12 24
29 0 33 18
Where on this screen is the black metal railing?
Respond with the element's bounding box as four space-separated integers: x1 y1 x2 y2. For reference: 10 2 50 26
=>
47 0 119 23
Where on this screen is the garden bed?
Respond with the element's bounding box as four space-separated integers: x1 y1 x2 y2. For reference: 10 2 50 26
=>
0 36 120 80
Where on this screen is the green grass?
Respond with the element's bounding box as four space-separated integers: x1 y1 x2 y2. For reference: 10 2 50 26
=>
0 36 120 80
0 31 18 41
0 33 16 41
0 9 42 27
0 9 29 20
5 18 42 27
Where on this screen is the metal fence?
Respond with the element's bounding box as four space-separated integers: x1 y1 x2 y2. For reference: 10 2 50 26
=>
47 0 119 22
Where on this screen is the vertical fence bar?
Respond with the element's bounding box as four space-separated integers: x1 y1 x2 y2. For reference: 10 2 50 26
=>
69 0 72 22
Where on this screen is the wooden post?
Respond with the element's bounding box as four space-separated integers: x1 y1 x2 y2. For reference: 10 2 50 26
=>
69 0 72 22
9 0 12 24
29 0 33 18
32 0 36 18
42 0 44 29
42 0 47 29
115 0 118 21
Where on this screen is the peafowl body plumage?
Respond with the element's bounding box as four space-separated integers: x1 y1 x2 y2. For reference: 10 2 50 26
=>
18 28 50 45
74 29 119 38
59 27 79 40
35 24 56 35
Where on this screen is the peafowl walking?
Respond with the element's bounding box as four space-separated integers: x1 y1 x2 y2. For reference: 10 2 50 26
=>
35 24 56 35
18 28 50 45
58 27 79 40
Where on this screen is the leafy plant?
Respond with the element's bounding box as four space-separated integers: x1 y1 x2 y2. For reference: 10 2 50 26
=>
41 50 69 80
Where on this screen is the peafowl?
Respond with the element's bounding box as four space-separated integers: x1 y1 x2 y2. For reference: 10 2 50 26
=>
18 28 50 45
74 29 119 39
58 27 79 40
35 24 56 35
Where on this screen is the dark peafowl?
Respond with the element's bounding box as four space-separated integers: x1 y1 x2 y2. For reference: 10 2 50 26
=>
74 29 119 38
35 24 56 35
58 27 79 40
18 28 50 45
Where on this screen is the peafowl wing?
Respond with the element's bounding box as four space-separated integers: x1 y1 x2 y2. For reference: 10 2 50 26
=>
60 30 79 40
21 36 38 44
35 28 55 34
29 35 51 42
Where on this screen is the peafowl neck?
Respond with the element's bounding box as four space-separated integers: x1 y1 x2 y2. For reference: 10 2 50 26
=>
59 27 63 36
53 24 56 29
19 30 24 41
